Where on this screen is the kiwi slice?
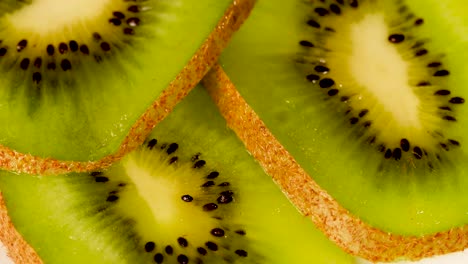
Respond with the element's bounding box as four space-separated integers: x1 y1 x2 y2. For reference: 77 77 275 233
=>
0 86 354 264
205 0 468 261
0 0 254 173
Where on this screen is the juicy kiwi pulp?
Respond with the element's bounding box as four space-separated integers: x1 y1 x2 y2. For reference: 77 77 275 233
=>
0 0 246 164
0 86 354 264
217 0 468 243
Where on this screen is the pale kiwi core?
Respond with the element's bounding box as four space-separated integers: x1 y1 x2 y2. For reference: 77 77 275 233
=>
349 14 420 128
7 0 111 33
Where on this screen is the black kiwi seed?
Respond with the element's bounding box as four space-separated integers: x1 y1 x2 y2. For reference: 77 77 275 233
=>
299 40 314 47
46 44 55 55
197 247 207 256
33 58 42 68
314 7 329 16
350 0 359 8
306 74 320 82
443 115 456 121
400 139 410 152
393 148 402 161
235 249 248 257
177 237 188 248
147 139 157 149
319 78 334 88
101 42 111 52
413 147 423 159
434 90 451 96
314 65 330 73
0 48 7 56
127 17 141 27
166 143 178 154
350 117 359 125
202 181 215 187
218 182 230 187
106 195 119 202
207 171 219 179
145 242 156 252
415 49 428 56
434 70 450 77
128 5 140 13
363 121 372 128
358 109 369 118
336 0 344 4
388 34 405 44
203 203 218 211
415 18 424 25
17 39 27 52
384 149 393 159
165 245 173 255
61 59 72 71
329 4 341 14
440 143 449 151
449 97 465 104
153 253 163 263
93 32 102 41
191 153 201 161
439 106 452 111
307 19 321 28
340 96 349 102
193 160 206 169
58 43 68 54
20 58 30 70
449 139 460 146
69 40 79 52
109 18 122 26
217 194 233 204
417 81 430 87
95 176 109 183
80 45 90 55
235 230 246 236
428 62 441 67
205 242 218 251
177 254 189 264
113 11 125 19
328 89 339 96
181 195 193 202
169 156 179 164
32 72 42 84
124 28 135 35
210 228 225 237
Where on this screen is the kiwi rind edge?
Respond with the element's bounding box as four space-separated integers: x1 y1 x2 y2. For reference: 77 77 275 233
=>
202 64 468 263
0 194 42 264
0 0 256 176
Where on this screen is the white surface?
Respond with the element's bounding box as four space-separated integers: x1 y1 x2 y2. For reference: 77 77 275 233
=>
1 240 468 263
357 249 468 264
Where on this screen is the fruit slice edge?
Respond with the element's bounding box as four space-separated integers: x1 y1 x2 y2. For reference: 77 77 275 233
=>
0 0 256 175
0 85 355 264
202 64 468 263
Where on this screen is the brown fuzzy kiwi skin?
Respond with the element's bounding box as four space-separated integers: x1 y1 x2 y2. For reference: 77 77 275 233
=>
202 64 468 263
0 194 42 264
0 0 256 176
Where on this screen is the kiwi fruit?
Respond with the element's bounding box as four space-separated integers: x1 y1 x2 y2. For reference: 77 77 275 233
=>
0 0 254 174
0 85 355 264
204 0 468 261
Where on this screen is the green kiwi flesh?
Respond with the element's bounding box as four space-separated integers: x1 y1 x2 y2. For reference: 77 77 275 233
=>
0 0 237 161
0 86 354 264
218 0 468 235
